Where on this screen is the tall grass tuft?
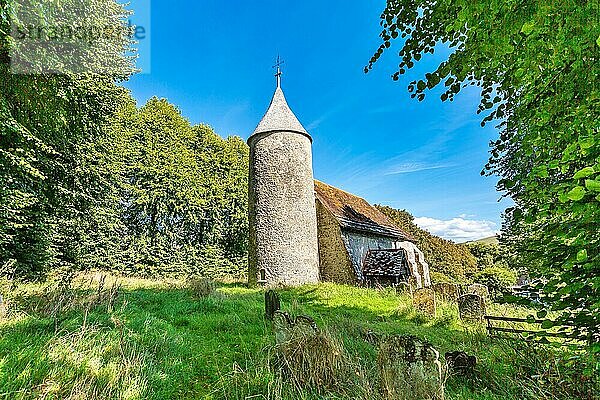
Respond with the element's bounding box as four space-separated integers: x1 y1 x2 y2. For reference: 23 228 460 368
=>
274 328 347 392
187 277 216 298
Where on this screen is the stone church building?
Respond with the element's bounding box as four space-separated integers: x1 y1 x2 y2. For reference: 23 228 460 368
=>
248 69 430 288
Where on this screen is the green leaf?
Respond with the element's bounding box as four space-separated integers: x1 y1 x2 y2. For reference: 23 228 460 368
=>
577 249 588 262
536 310 548 319
521 22 535 35
541 319 554 329
566 186 586 201
579 136 595 149
573 167 595 179
597 35 600 47
585 179 600 192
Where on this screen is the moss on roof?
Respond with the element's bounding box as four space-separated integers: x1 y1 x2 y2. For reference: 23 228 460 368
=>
314 180 414 241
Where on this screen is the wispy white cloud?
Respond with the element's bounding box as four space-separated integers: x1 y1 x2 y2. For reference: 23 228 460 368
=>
383 162 453 175
413 216 498 243
459 213 476 218
305 99 354 131
306 115 328 131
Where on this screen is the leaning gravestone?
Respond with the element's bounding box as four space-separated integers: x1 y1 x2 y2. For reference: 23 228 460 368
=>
413 288 436 317
432 282 459 302
458 294 486 321
264 290 280 321
465 283 489 300
272 311 318 344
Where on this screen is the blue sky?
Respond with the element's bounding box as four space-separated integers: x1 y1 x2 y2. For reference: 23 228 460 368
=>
122 0 511 242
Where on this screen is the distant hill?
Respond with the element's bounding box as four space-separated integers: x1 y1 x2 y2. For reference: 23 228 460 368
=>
376 205 477 281
465 236 499 245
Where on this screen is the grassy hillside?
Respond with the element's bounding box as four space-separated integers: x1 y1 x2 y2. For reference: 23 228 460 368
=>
465 236 500 245
0 275 594 400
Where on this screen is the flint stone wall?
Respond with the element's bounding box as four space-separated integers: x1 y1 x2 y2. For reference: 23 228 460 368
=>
248 131 319 286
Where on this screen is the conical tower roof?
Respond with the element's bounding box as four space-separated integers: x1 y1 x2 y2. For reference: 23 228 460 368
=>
249 86 311 142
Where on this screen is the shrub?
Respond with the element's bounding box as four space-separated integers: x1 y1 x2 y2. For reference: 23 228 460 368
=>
429 272 455 284
473 266 517 297
492 339 599 400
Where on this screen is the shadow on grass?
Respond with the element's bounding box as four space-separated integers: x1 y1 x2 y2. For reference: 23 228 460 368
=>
0 280 506 399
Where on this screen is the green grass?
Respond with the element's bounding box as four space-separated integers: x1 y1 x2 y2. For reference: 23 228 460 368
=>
0 275 594 400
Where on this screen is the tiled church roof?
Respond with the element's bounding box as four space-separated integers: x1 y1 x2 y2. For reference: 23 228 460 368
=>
314 180 414 241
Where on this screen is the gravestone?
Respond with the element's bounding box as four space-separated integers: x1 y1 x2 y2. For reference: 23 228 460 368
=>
458 294 486 321
445 351 477 376
273 311 318 344
465 283 489 299
395 282 412 295
432 282 459 301
412 288 436 317
378 335 443 398
264 290 280 321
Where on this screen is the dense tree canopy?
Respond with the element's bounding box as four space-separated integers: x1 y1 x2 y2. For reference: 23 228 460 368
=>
0 0 135 280
106 97 248 277
368 0 599 343
1 0 248 280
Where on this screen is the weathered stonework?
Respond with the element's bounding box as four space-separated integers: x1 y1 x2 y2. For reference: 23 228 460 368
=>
248 87 319 287
397 241 431 288
315 200 356 284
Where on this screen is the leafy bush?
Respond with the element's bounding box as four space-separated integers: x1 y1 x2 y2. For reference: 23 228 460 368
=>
429 272 455 284
368 0 599 348
490 339 599 400
473 267 517 297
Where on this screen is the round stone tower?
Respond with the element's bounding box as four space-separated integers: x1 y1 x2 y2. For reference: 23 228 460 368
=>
247 68 319 286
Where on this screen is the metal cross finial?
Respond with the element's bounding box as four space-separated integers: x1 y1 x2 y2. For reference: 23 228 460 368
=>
273 55 284 88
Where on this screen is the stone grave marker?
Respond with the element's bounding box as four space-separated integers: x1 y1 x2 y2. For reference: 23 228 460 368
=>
458 294 486 321
432 282 459 302
465 283 489 299
412 288 436 317
378 335 443 398
273 311 318 344
264 290 280 321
